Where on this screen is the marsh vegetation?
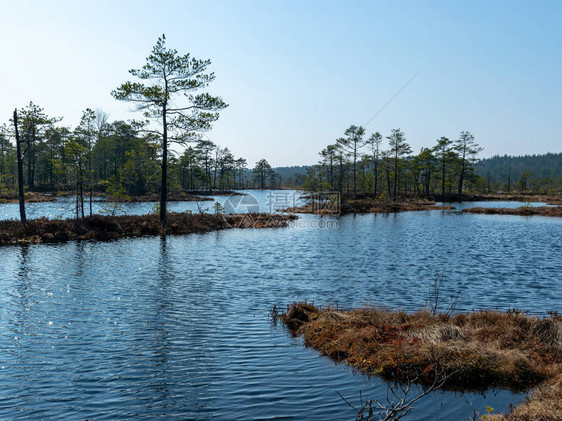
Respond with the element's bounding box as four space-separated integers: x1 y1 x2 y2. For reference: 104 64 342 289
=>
281 302 562 420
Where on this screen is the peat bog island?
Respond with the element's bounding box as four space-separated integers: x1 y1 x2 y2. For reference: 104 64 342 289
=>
1 2 561 420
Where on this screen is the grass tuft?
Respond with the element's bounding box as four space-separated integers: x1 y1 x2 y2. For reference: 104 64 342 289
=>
281 302 562 419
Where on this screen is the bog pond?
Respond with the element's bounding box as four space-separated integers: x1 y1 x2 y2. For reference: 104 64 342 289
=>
1 191 560 419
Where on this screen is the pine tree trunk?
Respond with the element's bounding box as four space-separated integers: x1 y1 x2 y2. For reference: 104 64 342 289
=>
353 147 357 199
441 158 446 198
79 157 84 219
374 161 378 197
393 151 398 201
458 160 465 199
13 110 26 223
386 166 391 196
160 103 168 223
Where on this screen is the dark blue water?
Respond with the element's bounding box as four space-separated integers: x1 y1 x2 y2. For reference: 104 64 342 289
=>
1 193 560 420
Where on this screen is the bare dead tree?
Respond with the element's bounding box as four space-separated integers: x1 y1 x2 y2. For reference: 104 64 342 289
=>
337 348 458 420
427 270 461 316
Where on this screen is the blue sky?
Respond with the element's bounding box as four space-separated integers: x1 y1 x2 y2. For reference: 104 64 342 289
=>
1 0 561 166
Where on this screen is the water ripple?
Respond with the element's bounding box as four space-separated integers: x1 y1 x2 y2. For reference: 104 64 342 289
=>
1 200 560 419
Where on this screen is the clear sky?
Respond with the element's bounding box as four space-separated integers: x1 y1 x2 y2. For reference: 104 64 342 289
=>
1 0 561 166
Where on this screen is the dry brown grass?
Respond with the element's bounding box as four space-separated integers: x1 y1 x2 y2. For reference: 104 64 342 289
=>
282 198 454 215
0 212 297 246
463 206 562 217
281 303 562 419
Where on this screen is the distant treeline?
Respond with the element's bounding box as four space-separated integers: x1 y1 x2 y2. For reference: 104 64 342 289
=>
269 166 308 187
476 153 562 193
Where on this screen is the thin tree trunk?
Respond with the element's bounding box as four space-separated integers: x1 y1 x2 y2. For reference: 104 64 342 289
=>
329 159 333 190
27 150 32 190
339 159 344 197
190 168 194 191
31 161 35 190
458 158 465 199
160 102 168 223
14 109 26 223
79 158 84 219
441 158 446 198
49 141 54 190
88 139 93 216
213 162 218 190
386 166 391 196
353 146 357 199
393 151 398 201
374 160 378 197
76 179 79 219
